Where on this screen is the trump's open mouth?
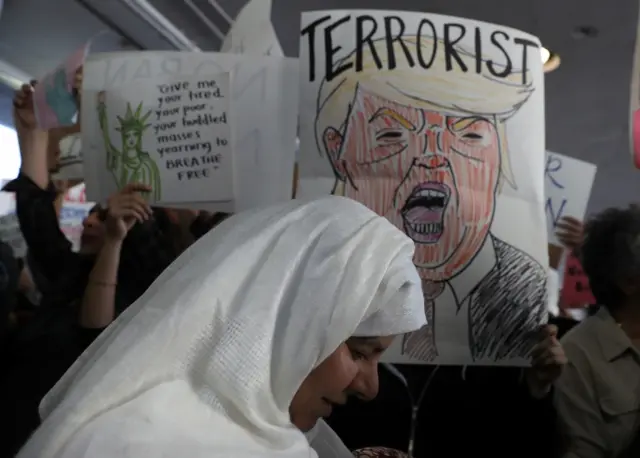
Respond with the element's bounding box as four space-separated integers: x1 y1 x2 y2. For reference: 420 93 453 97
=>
401 182 451 244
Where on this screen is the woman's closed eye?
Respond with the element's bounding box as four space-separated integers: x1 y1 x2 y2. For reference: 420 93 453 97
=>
349 348 369 361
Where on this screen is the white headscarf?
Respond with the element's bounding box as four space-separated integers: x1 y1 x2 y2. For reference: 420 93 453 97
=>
18 196 426 458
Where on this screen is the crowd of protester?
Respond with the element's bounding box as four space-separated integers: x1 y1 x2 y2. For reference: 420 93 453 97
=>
0 76 638 458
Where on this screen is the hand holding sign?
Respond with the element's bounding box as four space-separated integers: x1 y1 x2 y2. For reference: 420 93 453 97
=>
105 183 153 241
13 83 37 131
555 216 584 251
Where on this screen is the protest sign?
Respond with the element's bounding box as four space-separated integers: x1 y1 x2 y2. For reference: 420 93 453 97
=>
81 51 298 213
33 32 129 130
33 45 87 129
560 252 596 308
221 0 284 57
545 151 597 246
59 203 93 251
53 133 84 181
98 74 232 204
297 10 548 366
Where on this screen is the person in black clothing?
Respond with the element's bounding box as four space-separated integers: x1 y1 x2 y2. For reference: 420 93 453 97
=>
0 240 21 339
325 316 574 458
0 83 197 457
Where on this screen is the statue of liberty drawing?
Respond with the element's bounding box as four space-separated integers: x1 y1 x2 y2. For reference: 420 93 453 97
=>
96 92 162 201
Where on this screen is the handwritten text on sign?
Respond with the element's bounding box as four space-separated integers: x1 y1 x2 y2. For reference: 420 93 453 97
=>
544 151 597 246
107 73 233 204
155 78 229 182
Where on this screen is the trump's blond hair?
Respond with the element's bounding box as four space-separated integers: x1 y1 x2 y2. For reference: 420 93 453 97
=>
314 36 535 190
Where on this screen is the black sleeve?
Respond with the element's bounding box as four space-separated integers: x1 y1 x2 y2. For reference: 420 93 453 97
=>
11 174 79 282
0 241 20 335
75 325 106 351
516 386 568 457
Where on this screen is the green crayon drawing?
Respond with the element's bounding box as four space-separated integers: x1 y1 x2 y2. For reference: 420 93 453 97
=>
97 93 162 201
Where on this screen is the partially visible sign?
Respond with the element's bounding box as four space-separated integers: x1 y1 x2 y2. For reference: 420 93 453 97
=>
221 0 284 57
62 182 92 251
560 253 596 308
630 7 640 167
545 151 597 246
33 45 87 129
60 203 92 251
53 133 84 180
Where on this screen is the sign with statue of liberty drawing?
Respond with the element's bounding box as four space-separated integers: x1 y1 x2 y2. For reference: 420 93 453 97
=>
94 73 233 204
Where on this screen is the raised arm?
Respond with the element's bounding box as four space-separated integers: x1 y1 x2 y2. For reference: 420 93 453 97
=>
10 84 79 282
96 91 120 171
79 184 152 329
14 83 49 190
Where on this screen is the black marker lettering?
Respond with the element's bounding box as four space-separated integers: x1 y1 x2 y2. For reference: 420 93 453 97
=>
384 16 414 70
300 15 333 82
326 15 353 81
474 27 482 74
415 19 437 69
514 37 539 85
355 15 380 72
487 31 512 78
443 23 468 72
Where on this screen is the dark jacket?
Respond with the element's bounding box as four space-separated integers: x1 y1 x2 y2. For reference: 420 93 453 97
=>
326 315 578 458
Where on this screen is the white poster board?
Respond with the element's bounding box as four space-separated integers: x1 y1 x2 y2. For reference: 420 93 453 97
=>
297 10 548 366
221 0 284 57
0 213 26 257
59 203 93 251
82 51 298 213
98 74 232 204
53 133 84 180
545 151 597 246
61 182 94 251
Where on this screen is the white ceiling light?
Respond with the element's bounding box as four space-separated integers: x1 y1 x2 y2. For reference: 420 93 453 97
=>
540 47 551 64
541 46 561 73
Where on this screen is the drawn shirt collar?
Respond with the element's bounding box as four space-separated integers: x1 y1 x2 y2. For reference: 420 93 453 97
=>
448 235 497 304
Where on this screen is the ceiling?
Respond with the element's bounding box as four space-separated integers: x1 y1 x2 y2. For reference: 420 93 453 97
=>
0 0 637 215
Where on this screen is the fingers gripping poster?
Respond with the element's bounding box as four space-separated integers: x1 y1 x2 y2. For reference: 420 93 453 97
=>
297 10 549 366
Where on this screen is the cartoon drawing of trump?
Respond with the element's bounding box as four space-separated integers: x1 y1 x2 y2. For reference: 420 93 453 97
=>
314 36 547 362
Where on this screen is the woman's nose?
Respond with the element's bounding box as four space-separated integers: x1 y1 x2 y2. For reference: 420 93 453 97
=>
350 364 380 401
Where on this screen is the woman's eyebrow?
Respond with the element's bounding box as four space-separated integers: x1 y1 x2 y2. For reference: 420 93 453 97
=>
350 337 385 352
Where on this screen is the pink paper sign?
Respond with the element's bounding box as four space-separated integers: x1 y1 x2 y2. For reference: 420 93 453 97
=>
33 45 87 129
560 253 596 309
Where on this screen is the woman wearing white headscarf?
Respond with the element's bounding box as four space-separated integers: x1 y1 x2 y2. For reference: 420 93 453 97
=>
18 195 426 458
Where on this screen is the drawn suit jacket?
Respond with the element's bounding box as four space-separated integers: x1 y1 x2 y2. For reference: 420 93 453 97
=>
412 234 548 362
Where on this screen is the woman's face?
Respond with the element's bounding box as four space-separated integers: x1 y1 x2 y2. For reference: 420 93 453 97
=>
289 335 395 432
79 207 107 254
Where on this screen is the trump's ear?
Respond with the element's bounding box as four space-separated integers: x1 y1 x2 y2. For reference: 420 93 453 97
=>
322 127 348 180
